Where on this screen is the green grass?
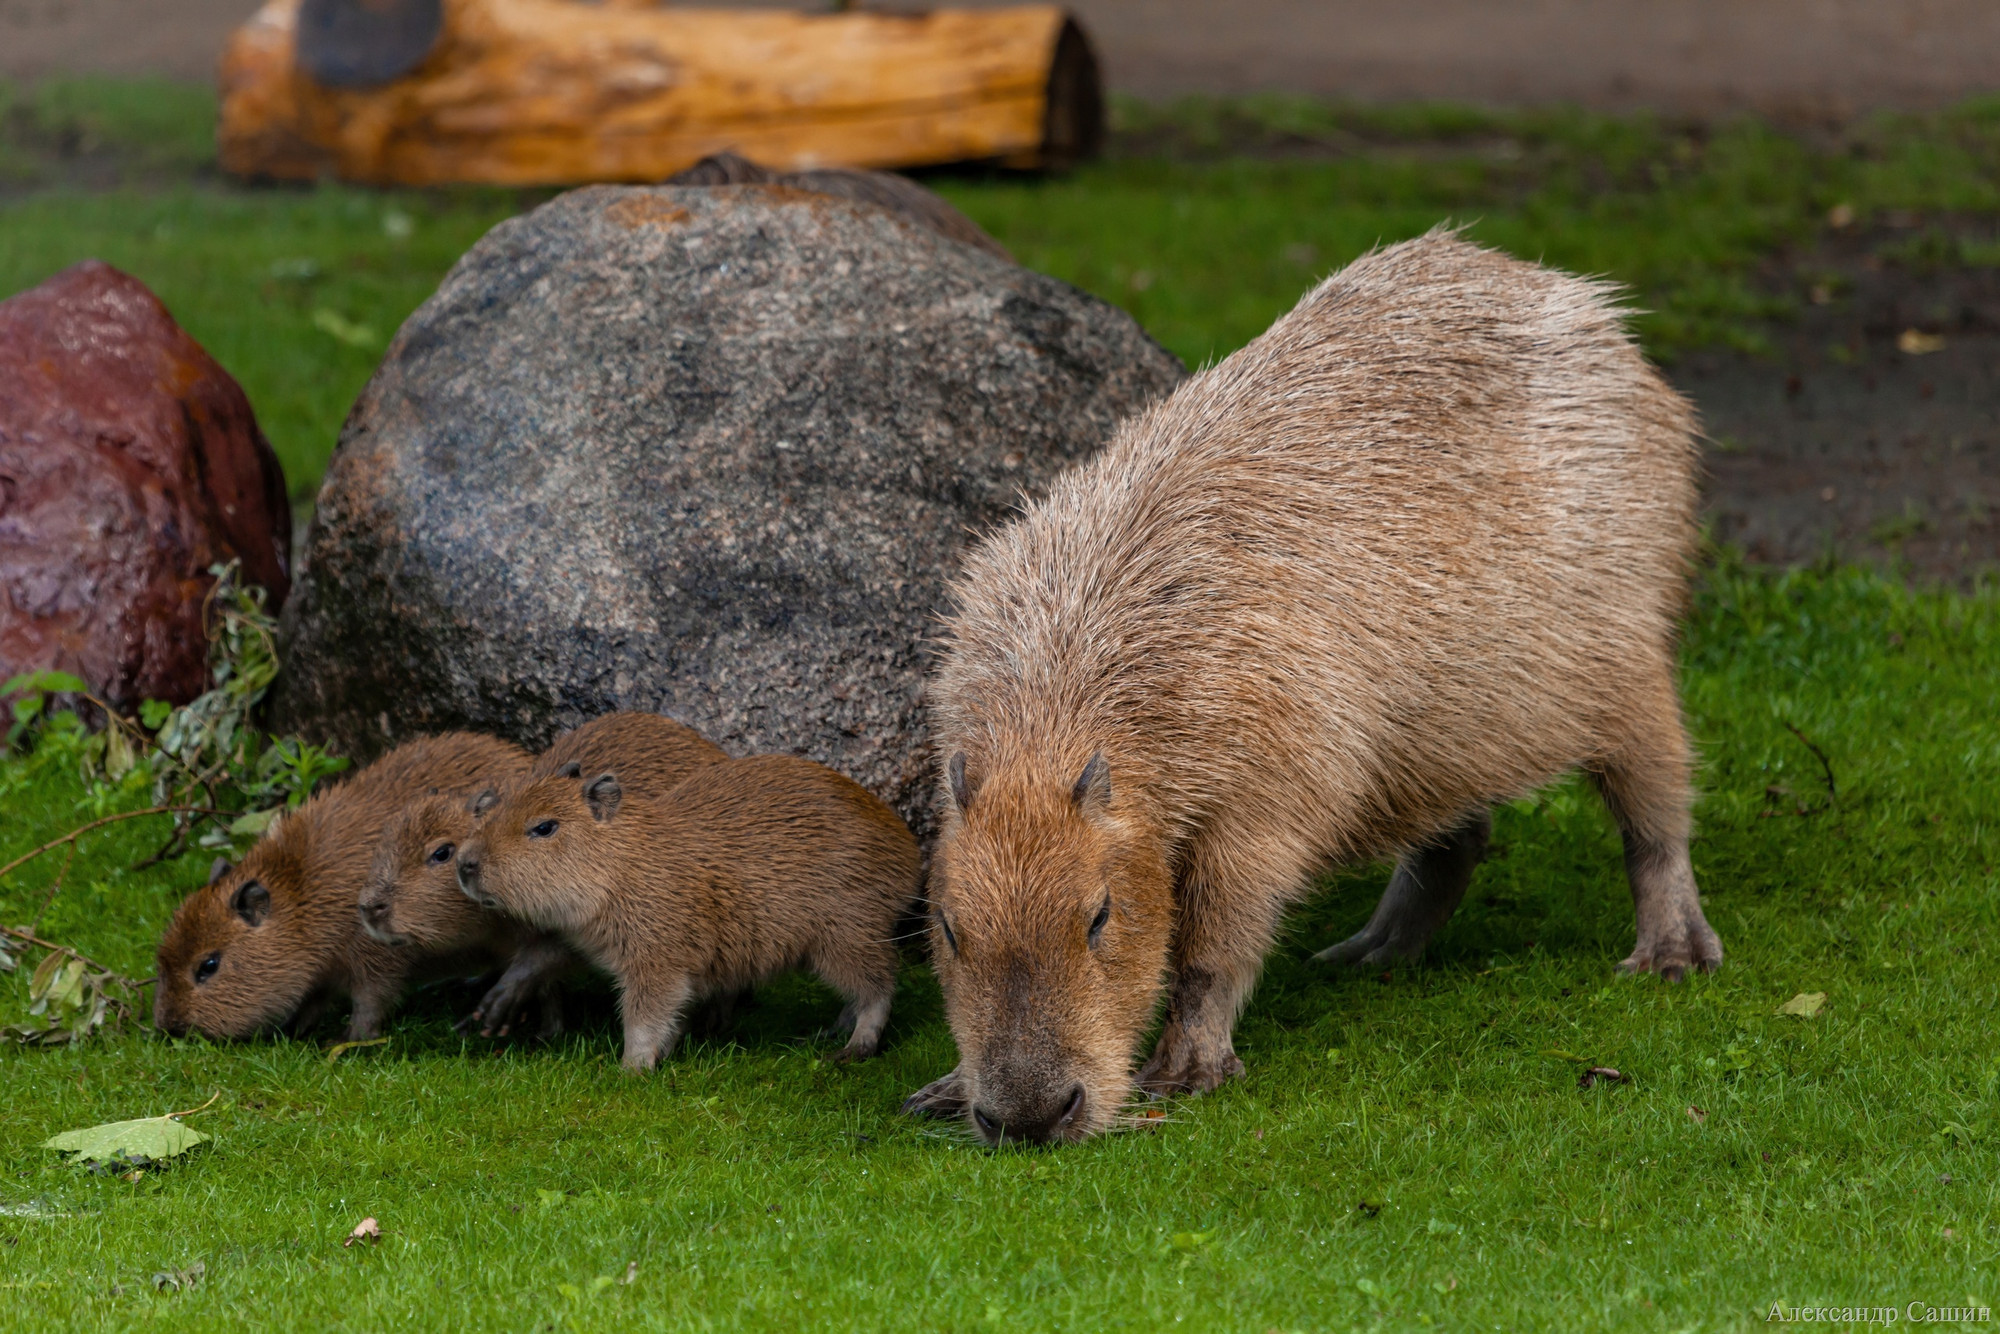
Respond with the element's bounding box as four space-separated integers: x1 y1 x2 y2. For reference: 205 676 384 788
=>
14 84 2000 498
2 562 1996 1330
4 82 2000 1329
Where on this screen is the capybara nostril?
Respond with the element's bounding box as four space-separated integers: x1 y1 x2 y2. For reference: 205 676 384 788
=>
456 856 481 897
360 898 389 923
1057 1084 1085 1129
972 1106 1002 1141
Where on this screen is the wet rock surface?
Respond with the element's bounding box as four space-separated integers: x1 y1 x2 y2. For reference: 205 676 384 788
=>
0 260 291 707
273 184 1183 834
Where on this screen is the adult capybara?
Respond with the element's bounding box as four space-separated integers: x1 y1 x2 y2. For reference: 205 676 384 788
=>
454 755 919 1071
154 732 528 1041
358 711 726 1034
908 230 1714 1144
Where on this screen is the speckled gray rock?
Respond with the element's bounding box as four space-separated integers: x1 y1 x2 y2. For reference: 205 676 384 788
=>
272 183 1183 836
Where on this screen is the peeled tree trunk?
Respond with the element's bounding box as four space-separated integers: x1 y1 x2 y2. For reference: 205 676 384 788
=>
218 0 1101 186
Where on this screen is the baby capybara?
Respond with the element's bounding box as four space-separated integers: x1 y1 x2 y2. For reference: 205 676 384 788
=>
357 712 726 1034
911 230 1715 1144
454 754 918 1071
154 732 528 1041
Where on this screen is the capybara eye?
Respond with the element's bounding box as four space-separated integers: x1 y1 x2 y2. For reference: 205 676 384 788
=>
194 952 220 984
428 842 455 865
1088 896 1111 948
938 914 959 955
529 819 559 840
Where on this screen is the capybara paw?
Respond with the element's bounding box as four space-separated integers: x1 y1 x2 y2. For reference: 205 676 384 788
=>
1618 917 1723 982
831 1037 879 1064
899 1069 967 1119
1136 1042 1245 1097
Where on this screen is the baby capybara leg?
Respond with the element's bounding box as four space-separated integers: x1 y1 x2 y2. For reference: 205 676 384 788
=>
467 934 574 1037
619 976 693 1072
1592 699 1722 982
900 1068 967 1119
1314 810 1492 967
814 947 896 1062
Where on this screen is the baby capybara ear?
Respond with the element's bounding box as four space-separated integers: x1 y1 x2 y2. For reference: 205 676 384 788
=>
208 857 232 886
469 787 500 817
556 761 583 780
232 880 271 926
584 773 622 822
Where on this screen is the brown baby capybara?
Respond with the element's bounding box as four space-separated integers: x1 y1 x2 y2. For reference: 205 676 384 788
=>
453 754 919 1071
154 732 528 1041
358 711 727 1034
909 229 1716 1144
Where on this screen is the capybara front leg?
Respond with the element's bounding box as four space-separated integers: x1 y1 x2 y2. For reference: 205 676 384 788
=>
467 933 574 1037
900 1067 968 1119
1593 706 1721 981
1137 963 1250 1096
619 976 693 1072
1314 810 1491 967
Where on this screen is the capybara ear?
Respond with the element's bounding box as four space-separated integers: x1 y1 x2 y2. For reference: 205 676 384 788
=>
556 761 583 780
232 879 272 926
469 787 500 817
1071 752 1111 814
948 751 973 812
207 857 232 886
585 773 623 822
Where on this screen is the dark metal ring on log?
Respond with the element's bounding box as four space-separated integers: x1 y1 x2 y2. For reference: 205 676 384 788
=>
221 0 1105 185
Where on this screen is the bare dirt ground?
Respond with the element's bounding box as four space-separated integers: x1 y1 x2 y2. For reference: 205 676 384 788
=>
1682 221 2000 585
8 0 2000 115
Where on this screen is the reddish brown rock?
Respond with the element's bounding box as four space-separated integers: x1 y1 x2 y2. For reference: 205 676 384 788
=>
0 261 291 709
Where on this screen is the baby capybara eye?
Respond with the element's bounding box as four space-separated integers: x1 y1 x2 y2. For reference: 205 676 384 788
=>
938 915 960 955
194 952 220 984
528 819 559 840
1088 897 1111 947
428 842 455 865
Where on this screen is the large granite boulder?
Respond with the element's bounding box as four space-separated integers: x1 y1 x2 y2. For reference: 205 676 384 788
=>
0 262 292 709
274 183 1182 834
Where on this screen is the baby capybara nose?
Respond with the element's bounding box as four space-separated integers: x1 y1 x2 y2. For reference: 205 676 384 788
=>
455 855 481 898
359 898 389 925
973 1084 1086 1145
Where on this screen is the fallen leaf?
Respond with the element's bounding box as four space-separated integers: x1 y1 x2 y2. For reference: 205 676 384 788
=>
1828 202 1855 228
1543 1048 1590 1064
43 1111 211 1169
1778 992 1827 1019
1898 329 1946 355
1577 1066 1627 1090
620 1260 638 1285
1169 1230 1213 1251
1687 1105 1708 1124
343 1217 381 1247
1356 1199 1382 1218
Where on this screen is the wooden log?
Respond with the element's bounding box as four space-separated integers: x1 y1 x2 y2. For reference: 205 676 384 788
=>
218 0 1102 186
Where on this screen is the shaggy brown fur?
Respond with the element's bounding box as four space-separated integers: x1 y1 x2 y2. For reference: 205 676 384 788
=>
153 732 529 1041
911 230 1714 1144
359 712 725 1034
455 754 919 1071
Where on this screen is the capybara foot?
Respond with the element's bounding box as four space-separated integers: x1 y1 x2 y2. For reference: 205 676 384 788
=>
900 1068 967 1118
1617 911 1723 982
1312 926 1421 968
832 1034 879 1064
1136 1037 1245 1097
467 971 538 1037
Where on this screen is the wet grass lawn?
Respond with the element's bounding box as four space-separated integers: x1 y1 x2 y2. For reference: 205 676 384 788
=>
1 82 1997 1330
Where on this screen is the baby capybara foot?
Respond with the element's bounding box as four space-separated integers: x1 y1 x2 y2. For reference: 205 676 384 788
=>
900 1068 968 1119
1136 1034 1245 1097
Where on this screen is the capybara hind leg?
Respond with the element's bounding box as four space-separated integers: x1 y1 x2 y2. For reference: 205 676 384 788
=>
619 976 693 1072
814 948 895 1061
343 975 400 1042
900 1067 968 1119
1315 811 1491 967
1592 712 1721 981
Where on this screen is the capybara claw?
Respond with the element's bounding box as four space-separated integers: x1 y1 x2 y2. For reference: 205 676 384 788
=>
1617 917 1722 981
1136 1045 1244 1097
900 1069 967 1119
